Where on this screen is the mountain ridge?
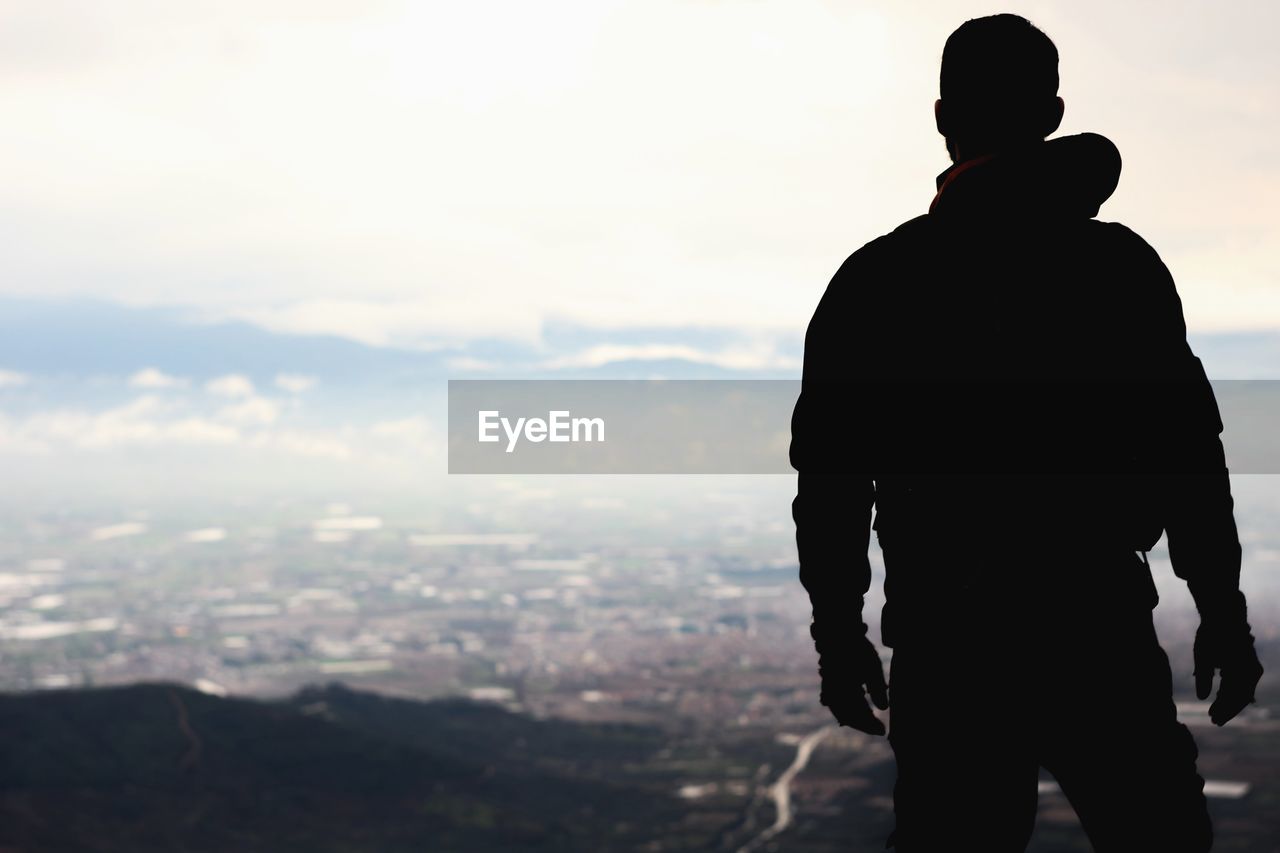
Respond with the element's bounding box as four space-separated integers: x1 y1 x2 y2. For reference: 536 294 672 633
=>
0 296 1273 383
0 680 705 852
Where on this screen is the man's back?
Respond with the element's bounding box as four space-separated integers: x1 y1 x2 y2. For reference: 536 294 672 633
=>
789 15 1261 851
792 132 1232 639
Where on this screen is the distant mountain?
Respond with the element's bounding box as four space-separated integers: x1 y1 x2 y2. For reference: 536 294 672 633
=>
0 298 440 384
0 682 704 852
0 297 1271 384
0 669 1275 850
0 298 800 385
1187 330 1280 379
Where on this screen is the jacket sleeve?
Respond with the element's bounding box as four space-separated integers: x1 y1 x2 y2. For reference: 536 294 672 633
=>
1123 228 1243 605
790 249 878 628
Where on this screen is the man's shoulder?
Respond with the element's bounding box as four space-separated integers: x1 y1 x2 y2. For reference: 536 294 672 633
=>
832 215 1167 282
832 215 933 274
897 215 1163 263
1089 218 1163 253
867 214 933 251
891 213 934 237
1075 219 1180 284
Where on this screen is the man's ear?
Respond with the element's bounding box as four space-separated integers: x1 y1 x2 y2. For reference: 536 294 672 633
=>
1043 96 1065 137
935 99 956 159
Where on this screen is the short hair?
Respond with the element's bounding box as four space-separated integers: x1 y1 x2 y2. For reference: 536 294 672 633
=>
940 14 1059 146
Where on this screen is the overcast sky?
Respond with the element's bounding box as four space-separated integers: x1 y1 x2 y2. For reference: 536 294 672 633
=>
1 0 1276 351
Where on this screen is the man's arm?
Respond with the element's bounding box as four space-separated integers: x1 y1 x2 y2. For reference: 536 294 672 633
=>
1123 226 1263 724
790 246 887 734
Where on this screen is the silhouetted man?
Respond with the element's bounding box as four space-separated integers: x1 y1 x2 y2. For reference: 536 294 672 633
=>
790 14 1263 852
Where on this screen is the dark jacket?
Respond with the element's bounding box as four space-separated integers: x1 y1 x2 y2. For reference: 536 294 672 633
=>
790 133 1241 647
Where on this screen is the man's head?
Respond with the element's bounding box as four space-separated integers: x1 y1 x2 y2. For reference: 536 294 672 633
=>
936 14 1064 162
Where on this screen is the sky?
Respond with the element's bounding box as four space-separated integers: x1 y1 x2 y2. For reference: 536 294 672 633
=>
1 0 1277 352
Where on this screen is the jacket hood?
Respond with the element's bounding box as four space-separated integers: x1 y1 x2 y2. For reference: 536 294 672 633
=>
929 132 1122 219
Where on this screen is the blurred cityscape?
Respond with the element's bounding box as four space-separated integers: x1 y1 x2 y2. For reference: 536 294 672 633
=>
1 476 1277 850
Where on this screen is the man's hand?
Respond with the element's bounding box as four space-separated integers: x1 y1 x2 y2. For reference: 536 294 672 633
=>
1193 616 1263 726
811 623 889 735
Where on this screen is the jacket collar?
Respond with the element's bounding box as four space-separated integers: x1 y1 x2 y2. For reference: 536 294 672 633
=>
928 133 1122 220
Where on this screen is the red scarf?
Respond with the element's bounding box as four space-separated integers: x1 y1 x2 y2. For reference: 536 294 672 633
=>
929 154 995 213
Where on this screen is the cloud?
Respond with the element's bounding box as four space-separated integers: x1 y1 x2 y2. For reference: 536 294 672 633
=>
5 3 1274 343
185 527 228 543
250 429 354 460
217 396 280 425
0 395 239 452
5 1 1274 343
129 367 188 389
0 390 438 464
0 369 29 388
90 522 147 541
312 516 382 531
274 373 317 393
240 298 544 348
161 417 243 445
369 416 431 440
446 356 495 372
205 374 255 398
541 343 801 372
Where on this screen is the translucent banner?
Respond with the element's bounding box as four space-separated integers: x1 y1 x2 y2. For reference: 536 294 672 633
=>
447 379 1280 475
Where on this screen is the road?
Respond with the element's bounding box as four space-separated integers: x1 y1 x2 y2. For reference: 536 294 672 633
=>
737 724 833 853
